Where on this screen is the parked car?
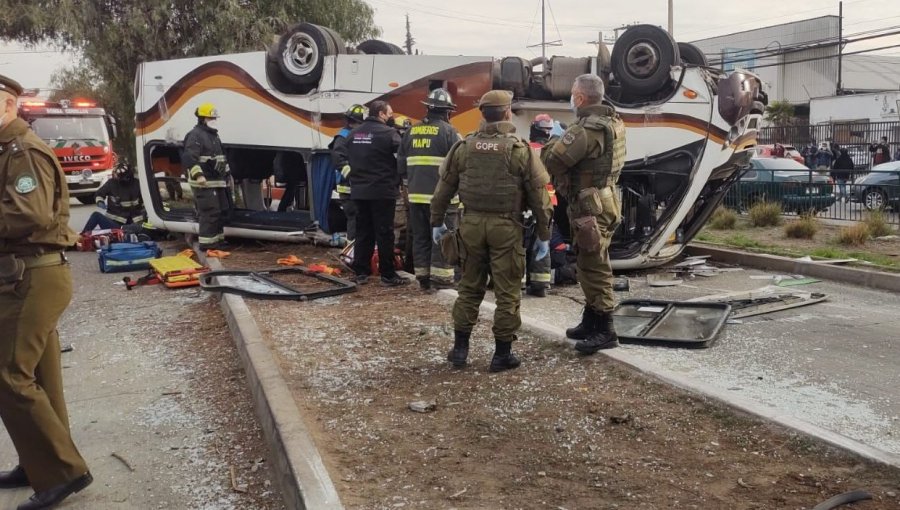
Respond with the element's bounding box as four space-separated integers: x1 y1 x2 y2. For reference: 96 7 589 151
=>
851 161 900 210
754 144 804 165
724 158 835 212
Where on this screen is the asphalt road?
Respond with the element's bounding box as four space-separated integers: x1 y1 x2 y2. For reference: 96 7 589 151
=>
507 267 900 455
68 200 94 233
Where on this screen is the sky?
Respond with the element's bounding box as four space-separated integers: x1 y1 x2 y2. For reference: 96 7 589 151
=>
1 0 898 89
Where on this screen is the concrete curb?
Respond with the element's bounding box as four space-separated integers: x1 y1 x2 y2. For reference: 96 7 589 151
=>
686 243 900 293
439 289 900 470
203 255 343 510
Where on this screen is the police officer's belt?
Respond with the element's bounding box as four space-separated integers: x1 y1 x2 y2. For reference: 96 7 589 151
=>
21 252 68 269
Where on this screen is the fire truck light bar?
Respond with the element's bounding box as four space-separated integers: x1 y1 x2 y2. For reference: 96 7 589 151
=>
22 101 46 107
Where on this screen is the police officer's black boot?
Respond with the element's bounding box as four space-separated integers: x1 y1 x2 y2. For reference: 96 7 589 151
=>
566 306 599 340
595 311 619 345
447 330 470 368
575 311 619 355
489 337 521 373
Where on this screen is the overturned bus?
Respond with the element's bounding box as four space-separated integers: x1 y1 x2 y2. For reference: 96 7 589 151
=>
134 23 765 269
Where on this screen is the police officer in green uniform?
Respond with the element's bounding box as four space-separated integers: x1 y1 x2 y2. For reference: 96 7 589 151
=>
542 74 626 354
431 90 552 372
183 102 231 250
0 74 93 510
398 88 461 292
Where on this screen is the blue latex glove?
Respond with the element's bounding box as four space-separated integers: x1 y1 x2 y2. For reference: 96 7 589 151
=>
432 224 448 244
97 200 107 210
550 121 565 138
534 239 550 261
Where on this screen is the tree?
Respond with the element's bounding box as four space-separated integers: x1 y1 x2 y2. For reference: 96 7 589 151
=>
0 1 380 157
404 13 415 56
765 100 796 127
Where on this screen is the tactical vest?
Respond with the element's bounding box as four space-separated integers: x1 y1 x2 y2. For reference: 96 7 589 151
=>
573 106 626 192
458 133 523 214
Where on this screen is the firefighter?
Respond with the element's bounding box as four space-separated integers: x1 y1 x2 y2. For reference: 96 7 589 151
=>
431 90 552 372
398 88 461 291
80 160 145 233
524 114 557 297
330 104 366 240
183 102 231 250
541 74 626 355
0 73 93 510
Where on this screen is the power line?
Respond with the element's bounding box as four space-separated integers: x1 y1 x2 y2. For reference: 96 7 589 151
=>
736 42 900 70
679 0 876 39
708 28 900 66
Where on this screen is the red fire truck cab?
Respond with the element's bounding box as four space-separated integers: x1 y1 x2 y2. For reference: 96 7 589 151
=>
18 97 118 204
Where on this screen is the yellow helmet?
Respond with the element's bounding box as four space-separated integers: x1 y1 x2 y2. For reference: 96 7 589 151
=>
394 114 412 130
195 102 219 119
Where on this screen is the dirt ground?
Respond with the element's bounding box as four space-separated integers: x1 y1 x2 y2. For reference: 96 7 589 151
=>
698 219 900 269
165 297 286 509
220 242 900 510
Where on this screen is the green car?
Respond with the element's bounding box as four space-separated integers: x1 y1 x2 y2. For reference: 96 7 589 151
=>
724 158 835 212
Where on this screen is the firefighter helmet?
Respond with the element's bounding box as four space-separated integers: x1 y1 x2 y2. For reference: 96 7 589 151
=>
422 88 456 110
113 160 134 179
394 115 412 131
195 102 219 119
345 104 366 123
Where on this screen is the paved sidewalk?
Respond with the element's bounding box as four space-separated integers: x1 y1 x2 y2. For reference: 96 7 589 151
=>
0 251 283 509
502 266 900 456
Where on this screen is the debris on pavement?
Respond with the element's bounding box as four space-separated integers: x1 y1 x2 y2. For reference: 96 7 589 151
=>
111 452 135 472
687 286 827 319
408 400 437 413
647 274 683 287
200 267 356 301
60 344 75 353
776 276 821 287
276 255 304 266
613 299 731 347
613 277 630 291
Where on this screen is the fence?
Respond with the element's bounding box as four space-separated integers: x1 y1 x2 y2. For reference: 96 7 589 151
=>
759 122 900 170
723 168 900 226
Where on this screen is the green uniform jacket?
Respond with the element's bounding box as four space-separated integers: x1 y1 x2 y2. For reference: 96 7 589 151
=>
541 104 624 201
0 118 76 255
431 121 553 241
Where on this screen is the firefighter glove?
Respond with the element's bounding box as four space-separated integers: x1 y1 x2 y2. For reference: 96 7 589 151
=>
432 224 448 244
534 240 550 261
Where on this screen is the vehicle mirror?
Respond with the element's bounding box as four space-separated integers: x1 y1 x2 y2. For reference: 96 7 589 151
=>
107 115 118 140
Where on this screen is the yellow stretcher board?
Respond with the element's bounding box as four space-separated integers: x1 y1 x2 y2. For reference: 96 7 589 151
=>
148 255 208 288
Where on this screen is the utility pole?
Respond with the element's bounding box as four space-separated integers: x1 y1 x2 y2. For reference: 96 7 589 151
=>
541 0 546 60
668 0 674 37
526 0 561 58
837 1 843 95
404 13 415 56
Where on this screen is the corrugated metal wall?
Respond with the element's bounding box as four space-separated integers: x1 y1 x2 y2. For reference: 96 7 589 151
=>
690 16 840 105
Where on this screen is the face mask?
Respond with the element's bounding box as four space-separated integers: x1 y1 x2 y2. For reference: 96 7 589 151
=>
569 95 577 113
0 110 9 130
386 116 396 127
207 120 218 129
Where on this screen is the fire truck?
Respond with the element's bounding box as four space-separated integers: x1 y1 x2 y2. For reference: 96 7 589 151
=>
18 95 119 204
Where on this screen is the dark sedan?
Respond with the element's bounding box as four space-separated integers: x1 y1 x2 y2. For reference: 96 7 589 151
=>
724 158 835 212
851 161 900 210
